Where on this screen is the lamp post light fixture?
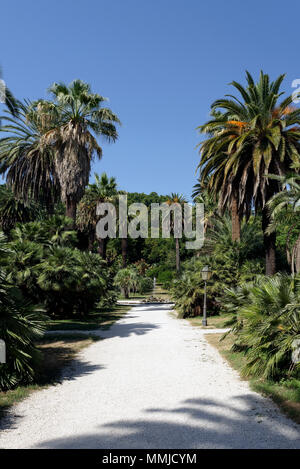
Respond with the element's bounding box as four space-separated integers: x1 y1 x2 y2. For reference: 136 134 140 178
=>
201 266 212 326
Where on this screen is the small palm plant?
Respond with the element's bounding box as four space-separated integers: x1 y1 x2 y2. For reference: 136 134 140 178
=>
114 268 136 299
0 235 46 390
224 274 300 380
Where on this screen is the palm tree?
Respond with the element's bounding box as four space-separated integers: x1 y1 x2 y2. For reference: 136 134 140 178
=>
41 80 120 224
165 193 186 273
77 172 118 257
114 268 136 299
121 237 128 268
267 171 300 273
198 71 300 275
0 185 40 233
0 100 60 211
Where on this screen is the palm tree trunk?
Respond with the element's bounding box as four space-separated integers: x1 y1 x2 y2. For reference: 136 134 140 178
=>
66 198 77 227
231 192 240 242
262 206 276 275
88 231 94 251
98 238 107 260
175 237 180 273
121 238 127 268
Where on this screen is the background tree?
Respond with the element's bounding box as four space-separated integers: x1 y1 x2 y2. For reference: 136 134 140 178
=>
77 172 118 257
0 100 60 211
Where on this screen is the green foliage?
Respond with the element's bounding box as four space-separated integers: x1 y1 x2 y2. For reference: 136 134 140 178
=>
114 266 153 297
37 248 115 317
0 236 47 390
0 185 40 233
171 215 264 318
114 267 137 298
1 216 116 318
198 71 300 216
138 277 153 294
223 274 300 380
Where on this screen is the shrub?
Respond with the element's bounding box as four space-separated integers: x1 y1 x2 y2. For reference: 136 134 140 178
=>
224 274 300 380
138 277 153 294
37 248 116 317
114 268 137 298
0 237 47 390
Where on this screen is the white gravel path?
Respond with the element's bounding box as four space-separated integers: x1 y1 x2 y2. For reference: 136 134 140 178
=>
0 304 299 449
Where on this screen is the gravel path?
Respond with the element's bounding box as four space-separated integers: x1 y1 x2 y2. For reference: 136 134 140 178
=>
0 304 299 449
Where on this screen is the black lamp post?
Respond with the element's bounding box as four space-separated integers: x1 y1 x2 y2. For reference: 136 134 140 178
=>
201 265 212 326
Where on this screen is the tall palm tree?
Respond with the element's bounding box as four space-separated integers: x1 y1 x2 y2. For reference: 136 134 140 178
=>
41 80 120 224
198 71 300 275
0 100 60 211
165 193 186 273
77 172 118 257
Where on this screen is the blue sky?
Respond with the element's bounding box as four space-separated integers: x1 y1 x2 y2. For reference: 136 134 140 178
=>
1 0 300 199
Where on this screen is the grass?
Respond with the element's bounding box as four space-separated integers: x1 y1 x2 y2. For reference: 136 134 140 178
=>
187 313 234 329
118 289 155 301
153 283 172 301
205 333 300 424
46 304 131 331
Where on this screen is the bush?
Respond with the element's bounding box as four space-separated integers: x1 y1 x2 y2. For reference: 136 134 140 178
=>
0 234 47 390
114 268 137 298
36 248 116 318
223 274 300 380
1 217 117 318
138 277 153 294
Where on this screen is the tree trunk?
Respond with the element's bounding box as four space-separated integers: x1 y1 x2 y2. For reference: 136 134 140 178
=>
231 192 240 242
293 233 300 274
65 198 77 227
88 231 94 251
121 238 127 268
175 237 180 273
98 238 107 260
262 206 276 275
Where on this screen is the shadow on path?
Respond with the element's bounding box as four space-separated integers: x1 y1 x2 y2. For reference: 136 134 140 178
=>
0 358 105 432
34 395 300 449
100 322 160 339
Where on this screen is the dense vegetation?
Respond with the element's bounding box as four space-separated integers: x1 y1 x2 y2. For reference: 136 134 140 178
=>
0 71 300 392
173 71 300 384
